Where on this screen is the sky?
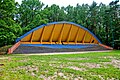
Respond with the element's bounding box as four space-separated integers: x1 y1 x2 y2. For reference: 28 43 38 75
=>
15 0 119 7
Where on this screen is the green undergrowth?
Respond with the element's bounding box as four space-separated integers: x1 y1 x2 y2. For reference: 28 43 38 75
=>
0 50 120 80
0 45 12 54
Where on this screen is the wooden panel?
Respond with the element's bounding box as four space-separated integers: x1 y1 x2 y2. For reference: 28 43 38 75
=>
21 33 32 42
61 24 71 42
52 24 63 42
32 28 43 42
69 25 78 42
77 28 85 43
90 37 98 44
42 25 53 42
84 32 92 43
94 40 98 44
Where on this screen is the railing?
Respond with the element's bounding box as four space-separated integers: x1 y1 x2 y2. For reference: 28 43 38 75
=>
99 44 113 50
8 41 21 54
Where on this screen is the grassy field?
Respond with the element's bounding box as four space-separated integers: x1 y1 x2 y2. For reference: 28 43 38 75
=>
0 50 120 80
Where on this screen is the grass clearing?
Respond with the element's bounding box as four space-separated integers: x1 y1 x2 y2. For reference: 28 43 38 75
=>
0 50 120 80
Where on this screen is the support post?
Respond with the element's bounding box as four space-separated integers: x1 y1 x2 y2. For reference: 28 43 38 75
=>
49 24 55 43
75 27 80 43
40 26 46 43
67 25 72 43
82 31 87 43
30 31 35 43
58 24 64 44
90 35 93 43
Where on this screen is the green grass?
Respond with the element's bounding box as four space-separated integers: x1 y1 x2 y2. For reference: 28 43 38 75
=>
0 50 120 80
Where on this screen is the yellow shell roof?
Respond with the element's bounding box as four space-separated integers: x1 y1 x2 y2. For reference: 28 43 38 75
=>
16 22 101 44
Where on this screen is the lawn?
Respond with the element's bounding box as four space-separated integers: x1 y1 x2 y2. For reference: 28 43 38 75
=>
0 50 120 80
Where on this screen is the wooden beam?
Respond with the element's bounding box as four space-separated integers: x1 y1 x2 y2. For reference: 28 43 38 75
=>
90 35 93 43
58 24 64 44
67 24 72 43
82 31 87 43
30 31 35 43
49 24 55 43
40 26 46 43
75 27 80 43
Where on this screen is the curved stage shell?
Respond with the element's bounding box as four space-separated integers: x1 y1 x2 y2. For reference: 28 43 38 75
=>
16 22 101 44
8 22 113 54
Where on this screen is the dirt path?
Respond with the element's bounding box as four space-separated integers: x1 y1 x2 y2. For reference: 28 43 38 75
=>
16 50 112 55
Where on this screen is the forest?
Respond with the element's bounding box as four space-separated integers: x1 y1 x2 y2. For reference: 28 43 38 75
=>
0 0 120 49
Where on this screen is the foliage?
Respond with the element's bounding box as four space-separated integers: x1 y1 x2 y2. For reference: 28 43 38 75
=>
17 0 44 26
0 0 120 48
0 0 22 46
